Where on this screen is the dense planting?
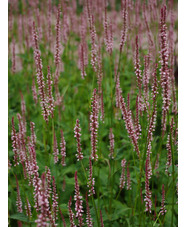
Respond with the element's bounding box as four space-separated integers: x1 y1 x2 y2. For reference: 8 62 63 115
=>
8 0 178 226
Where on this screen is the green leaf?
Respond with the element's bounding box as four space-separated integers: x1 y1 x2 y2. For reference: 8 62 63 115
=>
10 213 33 223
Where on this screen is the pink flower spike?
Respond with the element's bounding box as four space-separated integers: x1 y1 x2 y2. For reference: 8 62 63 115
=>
74 171 84 226
159 5 171 137
46 66 54 118
134 35 142 96
86 192 93 227
52 176 59 222
160 184 167 215
30 122 36 147
25 198 32 218
165 135 172 176
11 117 19 166
144 156 152 213
90 89 99 161
120 0 128 53
109 128 114 159
60 129 66 166
120 159 126 189
68 196 76 227
74 119 83 161
87 157 95 196
54 5 62 68
127 163 132 190
16 175 23 213
119 93 140 158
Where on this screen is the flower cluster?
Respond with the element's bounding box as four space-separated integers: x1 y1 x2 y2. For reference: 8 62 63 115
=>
11 117 19 166
60 129 66 166
134 35 142 96
127 163 132 190
144 156 152 213
120 159 126 189
86 193 93 227
160 184 167 215
90 89 99 161
32 21 48 123
159 5 171 136
16 175 23 213
68 196 76 227
46 66 54 118
74 119 84 161
74 171 84 226
109 128 114 159
52 176 59 222
104 6 113 55
120 0 128 53
120 93 140 158
165 135 172 176
87 157 95 196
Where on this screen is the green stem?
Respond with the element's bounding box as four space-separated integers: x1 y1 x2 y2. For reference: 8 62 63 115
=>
80 160 87 181
92 195 100 227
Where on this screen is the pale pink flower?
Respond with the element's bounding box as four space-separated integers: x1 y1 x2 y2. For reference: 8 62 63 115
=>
74 171 84 226
60 129 66 166
68 196 76 227
90 89 99 161
74 119 83 161
52 176 58 222
86 193 93 227
16 175 23 213
87 157 95 196
120 0 128 53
